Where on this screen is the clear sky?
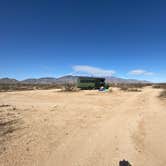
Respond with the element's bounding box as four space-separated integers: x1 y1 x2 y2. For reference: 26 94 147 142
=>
0 0 165 82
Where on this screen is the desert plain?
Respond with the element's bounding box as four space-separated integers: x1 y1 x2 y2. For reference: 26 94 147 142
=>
0 87 166 166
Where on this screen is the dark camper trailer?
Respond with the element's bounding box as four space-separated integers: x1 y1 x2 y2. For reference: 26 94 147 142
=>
77 77 105 89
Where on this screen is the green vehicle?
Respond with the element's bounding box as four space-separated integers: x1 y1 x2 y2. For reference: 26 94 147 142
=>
77 77 105 89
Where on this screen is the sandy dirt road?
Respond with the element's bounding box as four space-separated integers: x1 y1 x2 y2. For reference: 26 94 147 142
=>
0 87 166 166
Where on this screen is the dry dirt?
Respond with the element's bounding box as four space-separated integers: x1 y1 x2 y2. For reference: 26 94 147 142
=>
0 87 166 166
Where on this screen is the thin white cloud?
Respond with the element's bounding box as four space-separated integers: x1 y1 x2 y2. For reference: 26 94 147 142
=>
72 65 115 76
129 69 154 76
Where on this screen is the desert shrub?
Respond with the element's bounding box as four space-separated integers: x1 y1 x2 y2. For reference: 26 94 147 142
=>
120 86 129 91
108 83 151 89
119 85 141 92
36 84 61 90
128 88 141 92
153 84 166 89
62 83 79 92
0 83 62 92
108 87 113 92
152 85 162 89
159 90 166 98
0 84 10 91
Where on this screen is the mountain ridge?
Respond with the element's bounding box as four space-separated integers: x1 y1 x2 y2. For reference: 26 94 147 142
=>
0 75 150 84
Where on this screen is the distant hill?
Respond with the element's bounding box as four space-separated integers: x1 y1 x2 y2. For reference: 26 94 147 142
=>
21 77 57 84
0 75 150 84
55 75 78 84
56 76 150 84
105 76 150 84
0 78 19 84
21 76 78 84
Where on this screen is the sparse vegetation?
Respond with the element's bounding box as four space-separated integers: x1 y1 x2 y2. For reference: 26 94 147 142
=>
159 90 166 98
120 86 129 91
152 83 166 89
0 82 153 92
153 84 166 99
128 88 141 92
62 83 79 92
0 83 62 92
110 83 151 92
109 83 151 88
119 85 142 92
108 87 113 92
0 85 166 165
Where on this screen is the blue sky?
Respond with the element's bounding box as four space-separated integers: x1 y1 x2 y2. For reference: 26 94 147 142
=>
0 0 165 82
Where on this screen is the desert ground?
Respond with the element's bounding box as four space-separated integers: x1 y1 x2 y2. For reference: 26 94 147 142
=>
0 87 166 166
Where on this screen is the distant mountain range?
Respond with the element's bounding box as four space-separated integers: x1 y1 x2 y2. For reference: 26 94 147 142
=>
0 78 19 84
104 76 150 84
0 75 150 84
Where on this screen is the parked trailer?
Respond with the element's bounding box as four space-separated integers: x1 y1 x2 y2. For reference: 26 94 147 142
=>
77 77 105 89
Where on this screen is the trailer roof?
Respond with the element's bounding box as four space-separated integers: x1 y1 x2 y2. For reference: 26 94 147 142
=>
78 76 105 80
